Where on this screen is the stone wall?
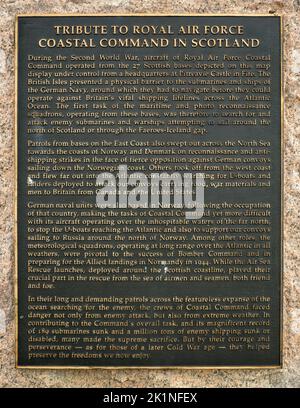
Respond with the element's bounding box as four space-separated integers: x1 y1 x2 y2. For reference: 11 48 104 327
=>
0 0 299 388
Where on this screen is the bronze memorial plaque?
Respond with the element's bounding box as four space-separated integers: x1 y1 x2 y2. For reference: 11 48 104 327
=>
16 15 282 368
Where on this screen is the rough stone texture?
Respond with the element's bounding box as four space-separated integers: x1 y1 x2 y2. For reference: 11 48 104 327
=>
0 0 299 388
0 309 6 336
